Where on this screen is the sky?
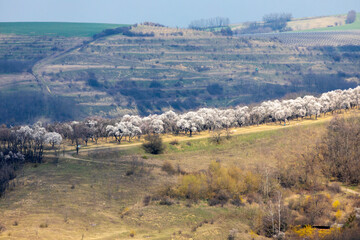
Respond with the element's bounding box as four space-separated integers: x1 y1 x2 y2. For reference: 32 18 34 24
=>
0 0 359 27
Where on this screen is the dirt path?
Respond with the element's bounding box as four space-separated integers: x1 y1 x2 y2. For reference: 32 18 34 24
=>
341 187 360 196
53 111 360 164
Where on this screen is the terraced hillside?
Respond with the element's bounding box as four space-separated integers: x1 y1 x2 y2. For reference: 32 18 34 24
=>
1 24 360 124
37 26 360 114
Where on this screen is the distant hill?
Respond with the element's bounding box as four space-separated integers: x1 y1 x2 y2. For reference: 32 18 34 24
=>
302 13 360 32
0 22 130 37
231 13 360 33
0 23 360 124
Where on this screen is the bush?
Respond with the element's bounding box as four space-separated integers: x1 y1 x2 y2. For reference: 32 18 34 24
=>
207 83 223 95
142 134 165 154
0 223 5 232
126 157 146 176
209 132 222 144
143 195 151 206
159 197 174 206
161 161 176 175
318 117 360 184
129 230 136 238
230 195 245 207
39 223 48 228
332 200 341 210
327 183 342 193
303 194 331 225
169 139 179 145
208 190 230 206
162 161 262 204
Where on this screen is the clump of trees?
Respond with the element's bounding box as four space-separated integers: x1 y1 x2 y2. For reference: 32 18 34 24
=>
346 10 357 24
188 17 230 30
93 26 154 39
238 13 292 34
263 13 292 31
317 116 360 184
142 22 165 27
0 123 62 196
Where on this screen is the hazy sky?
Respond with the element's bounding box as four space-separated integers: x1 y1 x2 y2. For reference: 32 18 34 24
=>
0 0 359 27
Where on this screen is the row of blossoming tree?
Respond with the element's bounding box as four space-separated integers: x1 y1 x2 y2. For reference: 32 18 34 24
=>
2 86 359 151
1 86 359 196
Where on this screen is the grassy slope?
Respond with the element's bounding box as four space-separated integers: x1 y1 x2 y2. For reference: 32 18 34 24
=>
231 13 360 32
303 13 360 32
1 111 359 239
0 22 129 37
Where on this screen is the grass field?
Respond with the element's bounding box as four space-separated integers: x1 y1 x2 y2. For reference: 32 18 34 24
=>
1 110 359 239
0 22 129 37
302 13 360 32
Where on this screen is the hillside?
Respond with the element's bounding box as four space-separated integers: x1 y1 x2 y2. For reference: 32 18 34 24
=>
1 23 360 124
0 110 359 239
231 13 360 32
303 13 360 32
0 22 129 37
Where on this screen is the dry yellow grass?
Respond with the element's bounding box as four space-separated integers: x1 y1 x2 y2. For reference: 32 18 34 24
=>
231 15 346 32
130 24 214 39
288 15 346 31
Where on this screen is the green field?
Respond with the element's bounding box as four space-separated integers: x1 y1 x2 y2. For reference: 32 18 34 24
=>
0 22 130 37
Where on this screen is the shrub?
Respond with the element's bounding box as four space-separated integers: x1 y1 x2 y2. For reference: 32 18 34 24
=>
327 183 342 193
161 161 176 175
159 197 174 206
177 174 207 200
335 209 342 221
162 161 262 205
129 230 136 237
39 223 48 228
230 195 245 207
303 194 331 225
332 200 340 210
126 157 146 176
208 190 230 206
87 78 101 88
142 134 165 154
169 139 179 145
246 192 262 204
0 223 5 232
143 195 151 206
228 229 238 240
207 83 223 95
209 132 222 144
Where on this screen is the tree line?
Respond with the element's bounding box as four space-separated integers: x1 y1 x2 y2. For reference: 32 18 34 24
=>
237 12 292 34
1 86 360 196
188 17 230 30
0 123 62 196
